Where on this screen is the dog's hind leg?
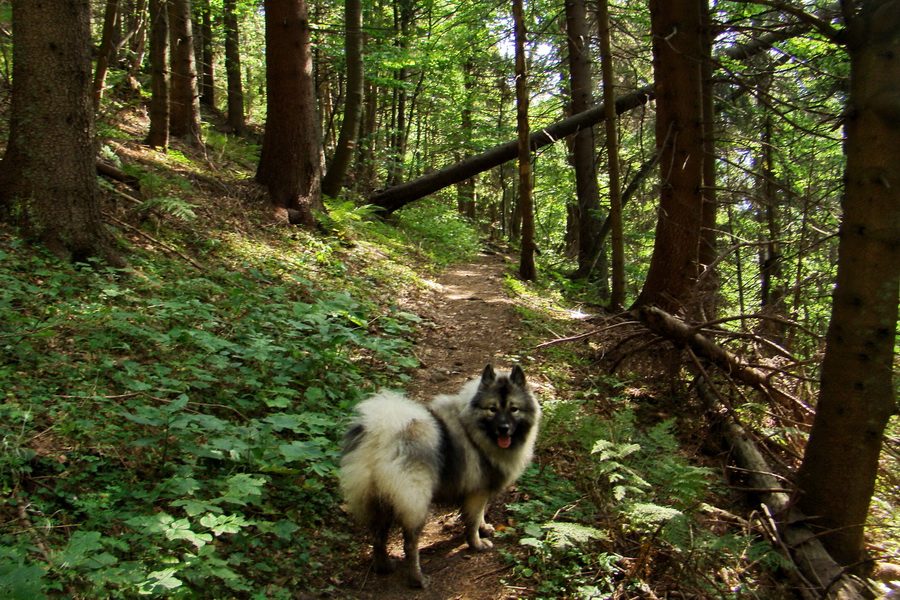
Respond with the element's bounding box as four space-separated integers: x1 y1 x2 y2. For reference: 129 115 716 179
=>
462 492 494 551
401 523 429 588
370 506 396 574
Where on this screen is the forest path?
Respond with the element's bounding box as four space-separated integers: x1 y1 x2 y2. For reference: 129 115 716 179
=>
334 249 532 600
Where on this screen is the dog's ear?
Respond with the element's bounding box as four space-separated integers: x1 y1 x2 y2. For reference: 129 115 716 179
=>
480 364 496 387
510 365 526 387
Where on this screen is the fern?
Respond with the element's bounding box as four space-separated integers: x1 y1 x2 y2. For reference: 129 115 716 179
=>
138 196 198 222
543 522 608 549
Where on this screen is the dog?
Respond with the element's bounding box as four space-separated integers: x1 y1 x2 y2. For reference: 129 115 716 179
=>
339 364 541 588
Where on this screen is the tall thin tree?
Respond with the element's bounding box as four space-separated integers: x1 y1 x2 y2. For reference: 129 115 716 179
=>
321 0 364 199
222 0 246 136
597 0 624 308
147 0 169 148
513 0 536 280
795 0 900 568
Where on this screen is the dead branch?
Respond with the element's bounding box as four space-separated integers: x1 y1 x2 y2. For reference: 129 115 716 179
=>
104 213 205 270
632 305 806 412
694 378 871 600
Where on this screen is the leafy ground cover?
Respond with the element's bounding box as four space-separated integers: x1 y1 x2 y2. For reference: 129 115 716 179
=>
2 109 895 599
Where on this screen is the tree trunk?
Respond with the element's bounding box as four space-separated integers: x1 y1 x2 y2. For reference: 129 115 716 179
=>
795 0 900 568
0 0 123 267
698 0 719 319
168 0 202 145
146 0 169 148
222 0 246 136
565 0 603 280
93 0 120 108
387 0 413 187
513 0 535 281
456 58 476 218
197 0 215 108
256 0 324 226
597 0 624 308
632 0 706 314
321 0 363 199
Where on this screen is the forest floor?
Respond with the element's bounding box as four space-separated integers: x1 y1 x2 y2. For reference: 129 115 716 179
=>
325 249 553 600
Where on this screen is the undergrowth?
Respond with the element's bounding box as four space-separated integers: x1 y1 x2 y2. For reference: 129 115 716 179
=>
0 130 484 597
502 376 793 600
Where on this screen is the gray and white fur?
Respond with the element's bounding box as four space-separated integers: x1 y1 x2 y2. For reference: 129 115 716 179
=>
339 364 541 588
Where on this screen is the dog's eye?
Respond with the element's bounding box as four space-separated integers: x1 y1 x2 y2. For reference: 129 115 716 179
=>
510 407 519 413
488 407 498 413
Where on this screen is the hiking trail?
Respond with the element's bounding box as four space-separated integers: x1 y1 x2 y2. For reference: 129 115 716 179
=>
331 249 535 600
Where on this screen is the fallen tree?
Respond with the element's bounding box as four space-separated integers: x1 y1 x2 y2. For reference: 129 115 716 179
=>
366 13 831 214
632 305 872 600
368 84 655 213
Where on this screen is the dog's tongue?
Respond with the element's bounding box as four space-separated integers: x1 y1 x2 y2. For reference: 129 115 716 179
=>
498 436 512 449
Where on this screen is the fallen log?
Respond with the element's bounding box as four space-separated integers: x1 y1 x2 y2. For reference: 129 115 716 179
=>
630 305 870 598
695 379 870 600
368 85 655 213
633 305 805 412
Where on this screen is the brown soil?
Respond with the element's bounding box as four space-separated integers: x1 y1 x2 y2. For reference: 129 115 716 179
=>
330 250 534 600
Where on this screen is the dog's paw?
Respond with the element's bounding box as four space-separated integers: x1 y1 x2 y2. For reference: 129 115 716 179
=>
407 571 431 588
469 537 494 552
373 555 398 574
479 523 495 537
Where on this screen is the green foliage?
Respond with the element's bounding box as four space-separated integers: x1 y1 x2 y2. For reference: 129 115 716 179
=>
511 394 789 598
0 225 424 597
377 200 483 266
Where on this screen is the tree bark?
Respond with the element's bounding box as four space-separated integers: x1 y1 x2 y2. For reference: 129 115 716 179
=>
222 0 246 136
513 0 535 281
321 0 364 199
632 0 706 314
197 0 215 108
565 0 603 280
795 0 900 568
146 0 169 148
256 0 324 226
0 0 123 266
168 0 202 145
93 0 121 108
597 0 624 308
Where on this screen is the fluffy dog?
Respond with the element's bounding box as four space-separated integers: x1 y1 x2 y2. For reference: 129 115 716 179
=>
339 364 541 588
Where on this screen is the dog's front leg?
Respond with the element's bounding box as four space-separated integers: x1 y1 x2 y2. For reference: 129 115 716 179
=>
462 492 493 551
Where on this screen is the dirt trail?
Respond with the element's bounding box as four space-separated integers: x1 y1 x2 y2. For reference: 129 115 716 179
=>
334 250 531 600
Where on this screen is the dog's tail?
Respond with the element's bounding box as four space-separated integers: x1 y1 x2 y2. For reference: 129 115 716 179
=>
340 391 442 530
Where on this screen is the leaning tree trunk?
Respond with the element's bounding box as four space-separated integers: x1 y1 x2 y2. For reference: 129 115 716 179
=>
256 0 324 226
0 0 122 266
794 0 900 569
365 7 829 216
